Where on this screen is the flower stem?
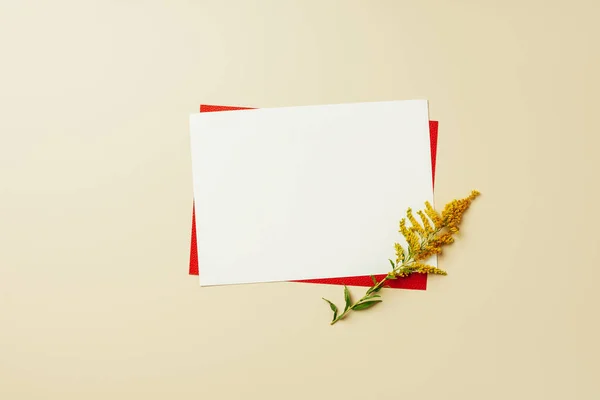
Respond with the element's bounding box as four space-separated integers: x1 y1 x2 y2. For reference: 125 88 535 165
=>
329 274 392 325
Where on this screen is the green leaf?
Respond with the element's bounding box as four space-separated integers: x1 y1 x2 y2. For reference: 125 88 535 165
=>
370 275 378 285
351 299 382 311
366 282 381 295
366 294 381 299
322 298 338 322
368 285 383 294
343 286 352 312
364 287 382 297
388 259 396 268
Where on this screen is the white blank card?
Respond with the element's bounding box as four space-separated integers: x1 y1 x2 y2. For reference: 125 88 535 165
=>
190 100 434 286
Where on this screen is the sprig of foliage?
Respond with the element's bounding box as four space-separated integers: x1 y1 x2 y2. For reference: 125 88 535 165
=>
323 190 480 325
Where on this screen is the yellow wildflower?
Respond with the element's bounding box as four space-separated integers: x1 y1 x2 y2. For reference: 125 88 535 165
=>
413 263 447 275
399 218 420 255
417 210 434 235
414 242 442 261
394 269 411 278
406 208 425 237
424 201 443 229
441 190 480 229
438 232 455 245
394 242 405 264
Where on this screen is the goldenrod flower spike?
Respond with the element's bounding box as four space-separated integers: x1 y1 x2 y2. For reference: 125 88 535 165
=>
394 242 405 264
441 190 480 229
323 190 481 325
417 210 434 235
399 218 420 255
406 208 426 237
424 201 443 229
413 263 447 275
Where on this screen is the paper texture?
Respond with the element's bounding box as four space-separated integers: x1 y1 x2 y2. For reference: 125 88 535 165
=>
189 100 435 286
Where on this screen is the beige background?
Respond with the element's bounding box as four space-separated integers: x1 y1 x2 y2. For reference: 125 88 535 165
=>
1 1 599 399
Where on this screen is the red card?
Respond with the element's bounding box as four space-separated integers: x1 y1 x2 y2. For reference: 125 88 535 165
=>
190 104 439 290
